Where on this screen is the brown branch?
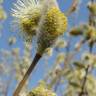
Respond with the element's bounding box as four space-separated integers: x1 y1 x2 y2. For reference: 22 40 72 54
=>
89 0 95 26
13 53 41 96
79 65 90 96
78 0 95 92
66 0 79 16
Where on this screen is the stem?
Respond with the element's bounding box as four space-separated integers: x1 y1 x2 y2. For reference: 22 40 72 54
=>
66 0 78 16
78 41 93 96
13 53 42 96
89 0 95 26
79 65 90 96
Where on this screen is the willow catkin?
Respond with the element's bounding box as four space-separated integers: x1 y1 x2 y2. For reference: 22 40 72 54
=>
37 7 67 55
27 82 56 96
12 0 67 96
11 0 43 41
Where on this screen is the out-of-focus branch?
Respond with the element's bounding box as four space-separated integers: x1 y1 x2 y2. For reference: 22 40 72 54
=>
66 0 79 16
79 65 90 96
78 1 95 95
89 0 95 26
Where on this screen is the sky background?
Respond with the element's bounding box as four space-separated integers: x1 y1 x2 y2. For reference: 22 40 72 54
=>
0 0 92 96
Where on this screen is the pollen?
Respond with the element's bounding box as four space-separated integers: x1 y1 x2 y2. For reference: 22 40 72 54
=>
41 7 67 37
20 10 41 36
11 0 43 41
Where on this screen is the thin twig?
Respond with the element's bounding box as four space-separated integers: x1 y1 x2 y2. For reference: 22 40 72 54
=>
78 0 95 94
13 53 41 96
79 65 90 96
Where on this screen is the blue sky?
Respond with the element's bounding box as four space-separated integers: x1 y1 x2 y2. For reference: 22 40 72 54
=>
0 0 91 96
